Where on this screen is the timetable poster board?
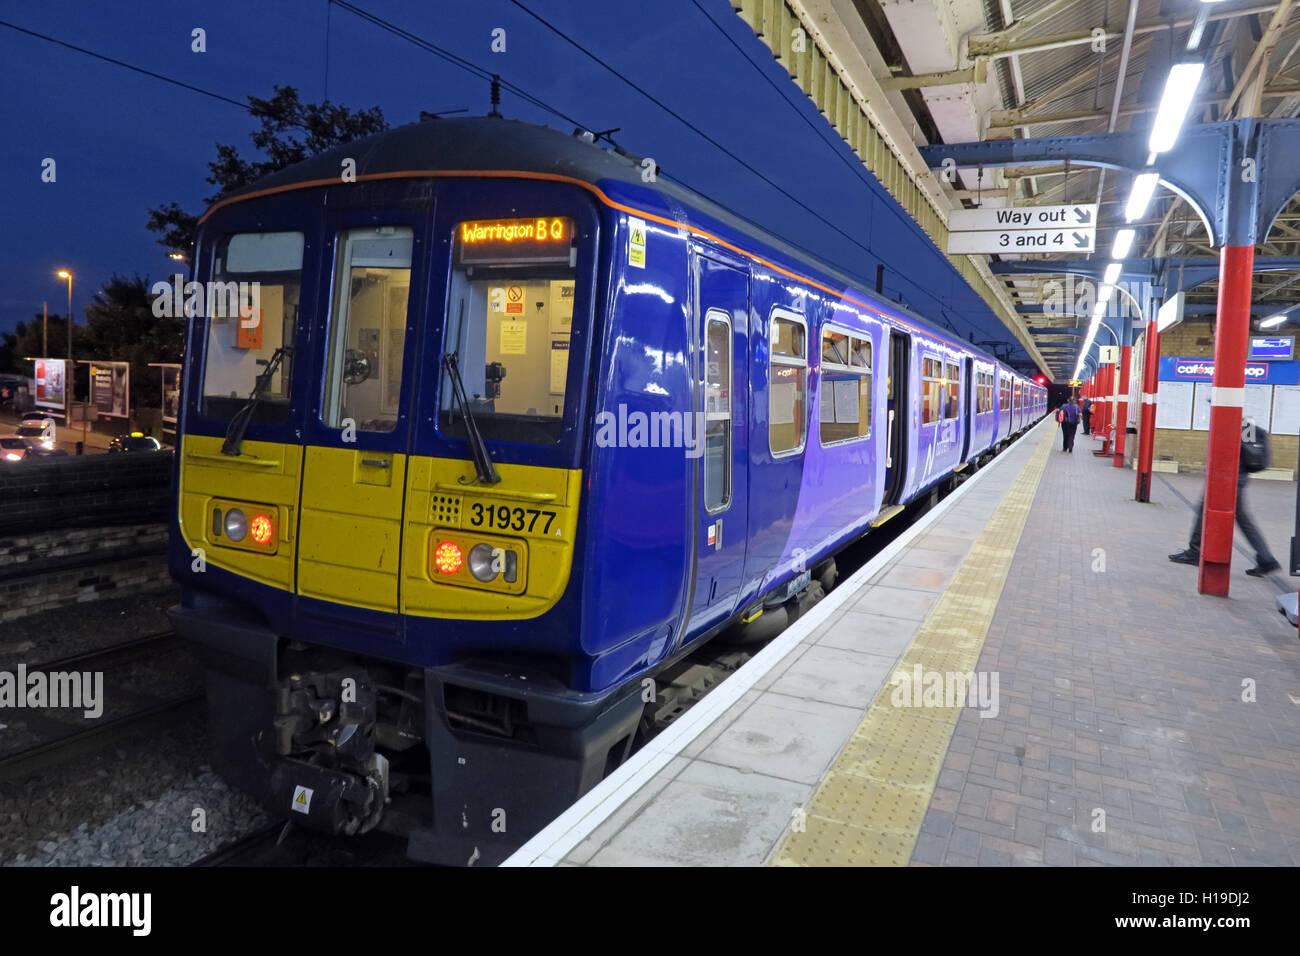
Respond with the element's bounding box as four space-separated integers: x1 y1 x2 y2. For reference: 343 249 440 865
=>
1155 381 1193 430
819 380 835 423
1192 383 1213 431
1244 384 1273 431
1272 385 1300 436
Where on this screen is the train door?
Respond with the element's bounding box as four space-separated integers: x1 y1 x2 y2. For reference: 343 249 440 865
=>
689 250 750 633
883 329 909 505
960 355 974 462
296 220 423 619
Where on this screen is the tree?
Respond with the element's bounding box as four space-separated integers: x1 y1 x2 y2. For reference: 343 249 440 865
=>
146 86 388 254
0 314 89 377
81 276 185 412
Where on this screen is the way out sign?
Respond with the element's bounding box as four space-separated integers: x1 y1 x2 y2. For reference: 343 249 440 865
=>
947 203 1097 255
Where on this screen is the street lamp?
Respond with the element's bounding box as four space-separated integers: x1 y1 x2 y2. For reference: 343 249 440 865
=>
57 270 72 426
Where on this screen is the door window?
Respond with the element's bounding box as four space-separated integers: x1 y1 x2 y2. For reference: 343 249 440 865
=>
944 362 961 420
323 226 413 433
704 311 731 512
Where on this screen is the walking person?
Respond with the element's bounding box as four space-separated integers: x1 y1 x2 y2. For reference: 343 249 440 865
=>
1169 417 1280 576
1080 397 1093 435
1057 397 1080 452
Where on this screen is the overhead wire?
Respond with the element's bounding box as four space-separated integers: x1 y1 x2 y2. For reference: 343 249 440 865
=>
503 0 883 264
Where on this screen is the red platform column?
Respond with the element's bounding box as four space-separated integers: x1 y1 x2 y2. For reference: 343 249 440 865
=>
1113 343 1133 467
1135 317 1161 501
1198 245 1254 596
1099 364 1112 432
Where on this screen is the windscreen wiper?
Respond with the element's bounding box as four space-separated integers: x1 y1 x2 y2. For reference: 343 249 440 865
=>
442 351 500 485
222 346 292 456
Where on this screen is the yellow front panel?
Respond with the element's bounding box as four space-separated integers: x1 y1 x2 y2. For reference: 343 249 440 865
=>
298 446 407 611
403 456 582 619
178 435 302 592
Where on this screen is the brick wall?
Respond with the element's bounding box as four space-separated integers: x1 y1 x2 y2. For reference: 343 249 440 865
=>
0 450 173 535
1147 319 1299 474
0 523 170 622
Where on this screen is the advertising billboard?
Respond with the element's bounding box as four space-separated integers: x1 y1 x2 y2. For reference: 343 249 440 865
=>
89 361 130 419
160 364 181 425
33 358 66 414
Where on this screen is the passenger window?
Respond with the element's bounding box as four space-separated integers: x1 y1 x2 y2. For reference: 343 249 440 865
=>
944 362 960 420
201 231 303 423
819 327 871 445
921 356 943 425
323 226 413 433
769 312 807 455
704 312 731 511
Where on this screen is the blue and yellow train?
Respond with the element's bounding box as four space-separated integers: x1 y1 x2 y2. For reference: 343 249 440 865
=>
168 117 1046 864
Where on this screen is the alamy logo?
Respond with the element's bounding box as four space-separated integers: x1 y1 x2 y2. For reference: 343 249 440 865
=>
594 405 707 458
0 665 103 718
50 886 151 936
150 273 260 323
889 665 1000 718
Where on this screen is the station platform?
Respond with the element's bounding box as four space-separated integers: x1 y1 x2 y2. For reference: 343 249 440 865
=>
505 418 1300 867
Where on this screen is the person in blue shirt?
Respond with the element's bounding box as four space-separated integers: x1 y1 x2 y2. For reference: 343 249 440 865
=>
1058 398 1080 452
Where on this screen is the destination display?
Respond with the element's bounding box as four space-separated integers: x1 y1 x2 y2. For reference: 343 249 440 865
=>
456 216 575 266
1249 336 1294 361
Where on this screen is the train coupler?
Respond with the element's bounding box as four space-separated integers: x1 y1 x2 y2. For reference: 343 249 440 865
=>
267 668 390 835
267 753 390 836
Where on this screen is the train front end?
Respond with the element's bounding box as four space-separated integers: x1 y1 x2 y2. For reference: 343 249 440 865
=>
169 168 645 864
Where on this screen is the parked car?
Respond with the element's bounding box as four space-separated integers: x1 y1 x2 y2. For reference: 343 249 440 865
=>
107 432 162 453
15 413 57 448
1 436 38 460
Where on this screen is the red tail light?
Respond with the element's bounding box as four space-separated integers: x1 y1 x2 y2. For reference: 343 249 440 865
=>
250 513 274 545
434 541 464 574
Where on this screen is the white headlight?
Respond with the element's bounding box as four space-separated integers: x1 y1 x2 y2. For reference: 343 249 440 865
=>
469 543 497 582
224 508 248 542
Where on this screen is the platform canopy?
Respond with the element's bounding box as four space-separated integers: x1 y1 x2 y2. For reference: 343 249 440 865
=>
732 0 1300 381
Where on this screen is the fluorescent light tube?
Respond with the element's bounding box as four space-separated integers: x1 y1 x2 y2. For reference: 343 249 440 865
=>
1260 314 1287 329
1125 172 1160 223
1103 263 1122 285
1111 228 1135 259
1149 63 1205 153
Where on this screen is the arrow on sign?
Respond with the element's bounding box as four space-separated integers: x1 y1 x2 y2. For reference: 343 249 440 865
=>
1073 207 1092 224
1073 232 1089 248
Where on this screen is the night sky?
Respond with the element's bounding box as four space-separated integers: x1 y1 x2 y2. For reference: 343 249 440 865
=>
0 0 1027 362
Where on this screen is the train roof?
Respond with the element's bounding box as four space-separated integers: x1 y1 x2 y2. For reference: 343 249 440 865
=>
213 116 1036 380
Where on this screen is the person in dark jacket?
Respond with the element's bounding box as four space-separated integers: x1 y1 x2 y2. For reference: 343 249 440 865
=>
1080 397 1093 435
1058 399 1080 452
1169 418 1280 576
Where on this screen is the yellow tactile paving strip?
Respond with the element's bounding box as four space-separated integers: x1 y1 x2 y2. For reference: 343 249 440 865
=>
771 428 1055 866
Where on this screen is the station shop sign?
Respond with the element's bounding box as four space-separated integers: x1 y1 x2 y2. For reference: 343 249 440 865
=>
1159 356 1300 385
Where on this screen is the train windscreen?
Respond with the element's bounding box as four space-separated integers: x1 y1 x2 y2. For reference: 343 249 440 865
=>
200 231 303 423
439 216 579 445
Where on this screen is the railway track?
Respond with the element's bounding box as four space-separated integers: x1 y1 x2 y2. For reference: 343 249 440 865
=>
191 820 420 867
0 629 202 784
